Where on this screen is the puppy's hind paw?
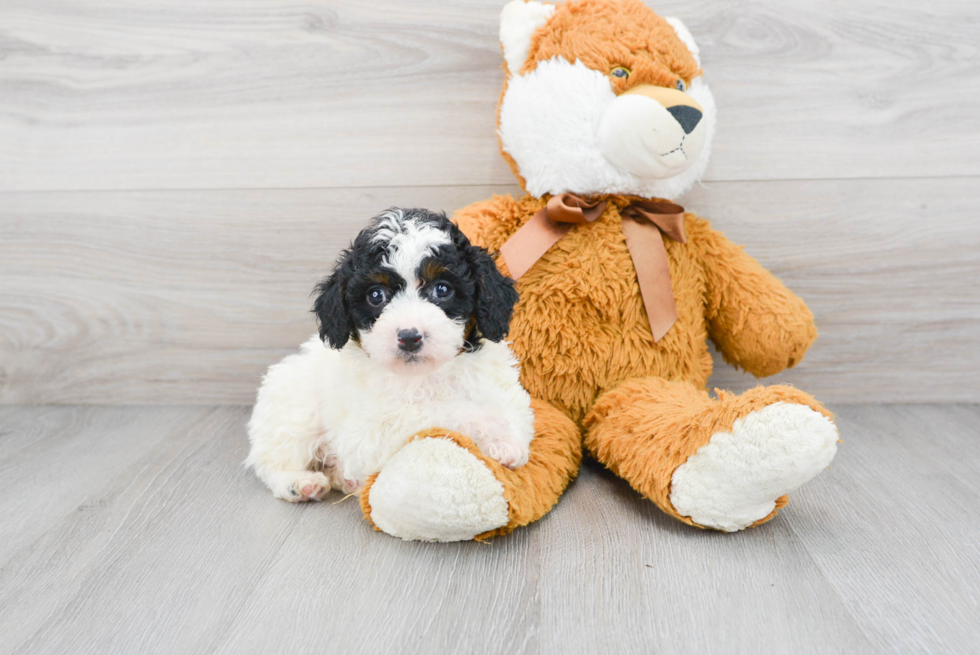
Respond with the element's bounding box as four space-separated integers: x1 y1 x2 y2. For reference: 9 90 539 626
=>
342 478 364 494
276 472 331 503
482 439 529 470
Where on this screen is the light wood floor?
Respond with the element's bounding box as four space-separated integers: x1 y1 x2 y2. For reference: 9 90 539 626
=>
1 403 978 654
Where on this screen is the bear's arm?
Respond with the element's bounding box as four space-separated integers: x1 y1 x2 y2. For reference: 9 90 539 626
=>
689 216 818 378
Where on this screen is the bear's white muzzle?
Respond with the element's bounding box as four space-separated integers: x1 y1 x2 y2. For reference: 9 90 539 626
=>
596 85 707 180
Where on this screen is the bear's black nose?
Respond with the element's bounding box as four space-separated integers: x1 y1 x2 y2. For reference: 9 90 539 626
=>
666 105 702 134
397 328 423 353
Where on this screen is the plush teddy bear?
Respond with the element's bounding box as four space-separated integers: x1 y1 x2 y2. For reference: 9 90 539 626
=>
358 0 839 541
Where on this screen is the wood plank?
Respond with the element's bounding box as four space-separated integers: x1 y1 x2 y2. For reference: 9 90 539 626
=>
785 405 980 653
2 404 978 653
533 460 874 654
2 177 977 405
1 0 977 192
213 496 542 655
0 405 542 655
0 405 212 566
0 406 306 654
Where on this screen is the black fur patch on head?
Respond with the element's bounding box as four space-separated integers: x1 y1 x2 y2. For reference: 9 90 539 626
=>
313 207 518 351
413 211 519 349
312 247 356 349
454 229 520 347
312 211 407 349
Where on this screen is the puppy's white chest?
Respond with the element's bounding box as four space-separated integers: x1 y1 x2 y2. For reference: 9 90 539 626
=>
329 371 477 482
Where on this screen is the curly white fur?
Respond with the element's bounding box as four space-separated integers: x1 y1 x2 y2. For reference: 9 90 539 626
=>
247 208 533 502
246 335 534 502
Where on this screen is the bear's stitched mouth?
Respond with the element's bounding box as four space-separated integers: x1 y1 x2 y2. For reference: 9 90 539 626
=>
658 135 688 159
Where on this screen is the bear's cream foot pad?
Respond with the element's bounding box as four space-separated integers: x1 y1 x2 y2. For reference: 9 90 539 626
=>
366 437 510 542
669 403 839 532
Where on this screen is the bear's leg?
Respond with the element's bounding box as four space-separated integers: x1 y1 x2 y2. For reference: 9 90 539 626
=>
584 378 838 532
359 399 581 542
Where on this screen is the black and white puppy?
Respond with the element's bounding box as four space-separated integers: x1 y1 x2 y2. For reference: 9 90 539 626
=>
246 208 534 502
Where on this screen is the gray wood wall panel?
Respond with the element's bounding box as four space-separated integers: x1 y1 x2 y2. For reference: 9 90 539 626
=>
0 0 978 192
2 177 977 405
0 0 977 404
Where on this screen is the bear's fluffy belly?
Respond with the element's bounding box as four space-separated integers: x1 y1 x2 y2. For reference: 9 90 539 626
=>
507 212 713 424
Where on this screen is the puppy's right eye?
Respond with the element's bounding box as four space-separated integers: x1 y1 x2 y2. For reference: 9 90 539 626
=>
366 286 389 307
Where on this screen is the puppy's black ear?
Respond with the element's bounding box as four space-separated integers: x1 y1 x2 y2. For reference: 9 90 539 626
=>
312 249 355 349
464 238 519 344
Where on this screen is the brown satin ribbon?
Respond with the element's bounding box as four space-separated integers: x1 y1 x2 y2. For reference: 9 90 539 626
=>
499 193 687 342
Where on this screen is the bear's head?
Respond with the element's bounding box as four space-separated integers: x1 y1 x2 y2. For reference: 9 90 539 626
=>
497 0 715 200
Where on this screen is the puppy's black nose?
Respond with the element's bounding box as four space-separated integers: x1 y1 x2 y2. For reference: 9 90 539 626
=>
666 105 702 134
397 328 423 353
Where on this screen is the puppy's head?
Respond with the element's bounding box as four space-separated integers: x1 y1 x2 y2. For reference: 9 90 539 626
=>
313 208 519 374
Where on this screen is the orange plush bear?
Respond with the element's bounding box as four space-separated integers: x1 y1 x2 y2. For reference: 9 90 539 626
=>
359 0 838 541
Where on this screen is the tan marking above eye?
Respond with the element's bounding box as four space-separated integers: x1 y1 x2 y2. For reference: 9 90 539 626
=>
420 261 446 281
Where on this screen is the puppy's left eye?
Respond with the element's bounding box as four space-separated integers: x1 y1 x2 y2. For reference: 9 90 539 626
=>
366 285 389 307
429 282 454 301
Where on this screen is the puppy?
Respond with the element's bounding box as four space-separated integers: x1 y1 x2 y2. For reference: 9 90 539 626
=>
246 208 535 502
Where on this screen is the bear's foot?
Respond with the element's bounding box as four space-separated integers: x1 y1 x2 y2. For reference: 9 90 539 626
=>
585 378 838 531
361 400 582 542
669 402 838 532
364 437 510 542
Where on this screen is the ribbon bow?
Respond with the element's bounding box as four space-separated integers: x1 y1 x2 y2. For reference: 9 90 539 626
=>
499 193 687 342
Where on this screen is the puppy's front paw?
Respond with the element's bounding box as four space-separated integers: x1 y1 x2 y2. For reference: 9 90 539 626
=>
482 438 529 470
276 472 331 503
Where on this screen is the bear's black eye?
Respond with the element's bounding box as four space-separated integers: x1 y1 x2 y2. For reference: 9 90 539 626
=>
428 282 454 301
610 66 630 80
366 285 389 307
676 79 687 92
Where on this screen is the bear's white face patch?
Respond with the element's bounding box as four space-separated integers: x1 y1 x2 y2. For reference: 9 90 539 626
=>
498 57 716 200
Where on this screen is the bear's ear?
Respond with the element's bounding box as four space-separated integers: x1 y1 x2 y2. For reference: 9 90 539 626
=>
500 0 556 76
664 17 701 66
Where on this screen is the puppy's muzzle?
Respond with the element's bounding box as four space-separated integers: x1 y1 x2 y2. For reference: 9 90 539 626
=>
397 328 423 353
